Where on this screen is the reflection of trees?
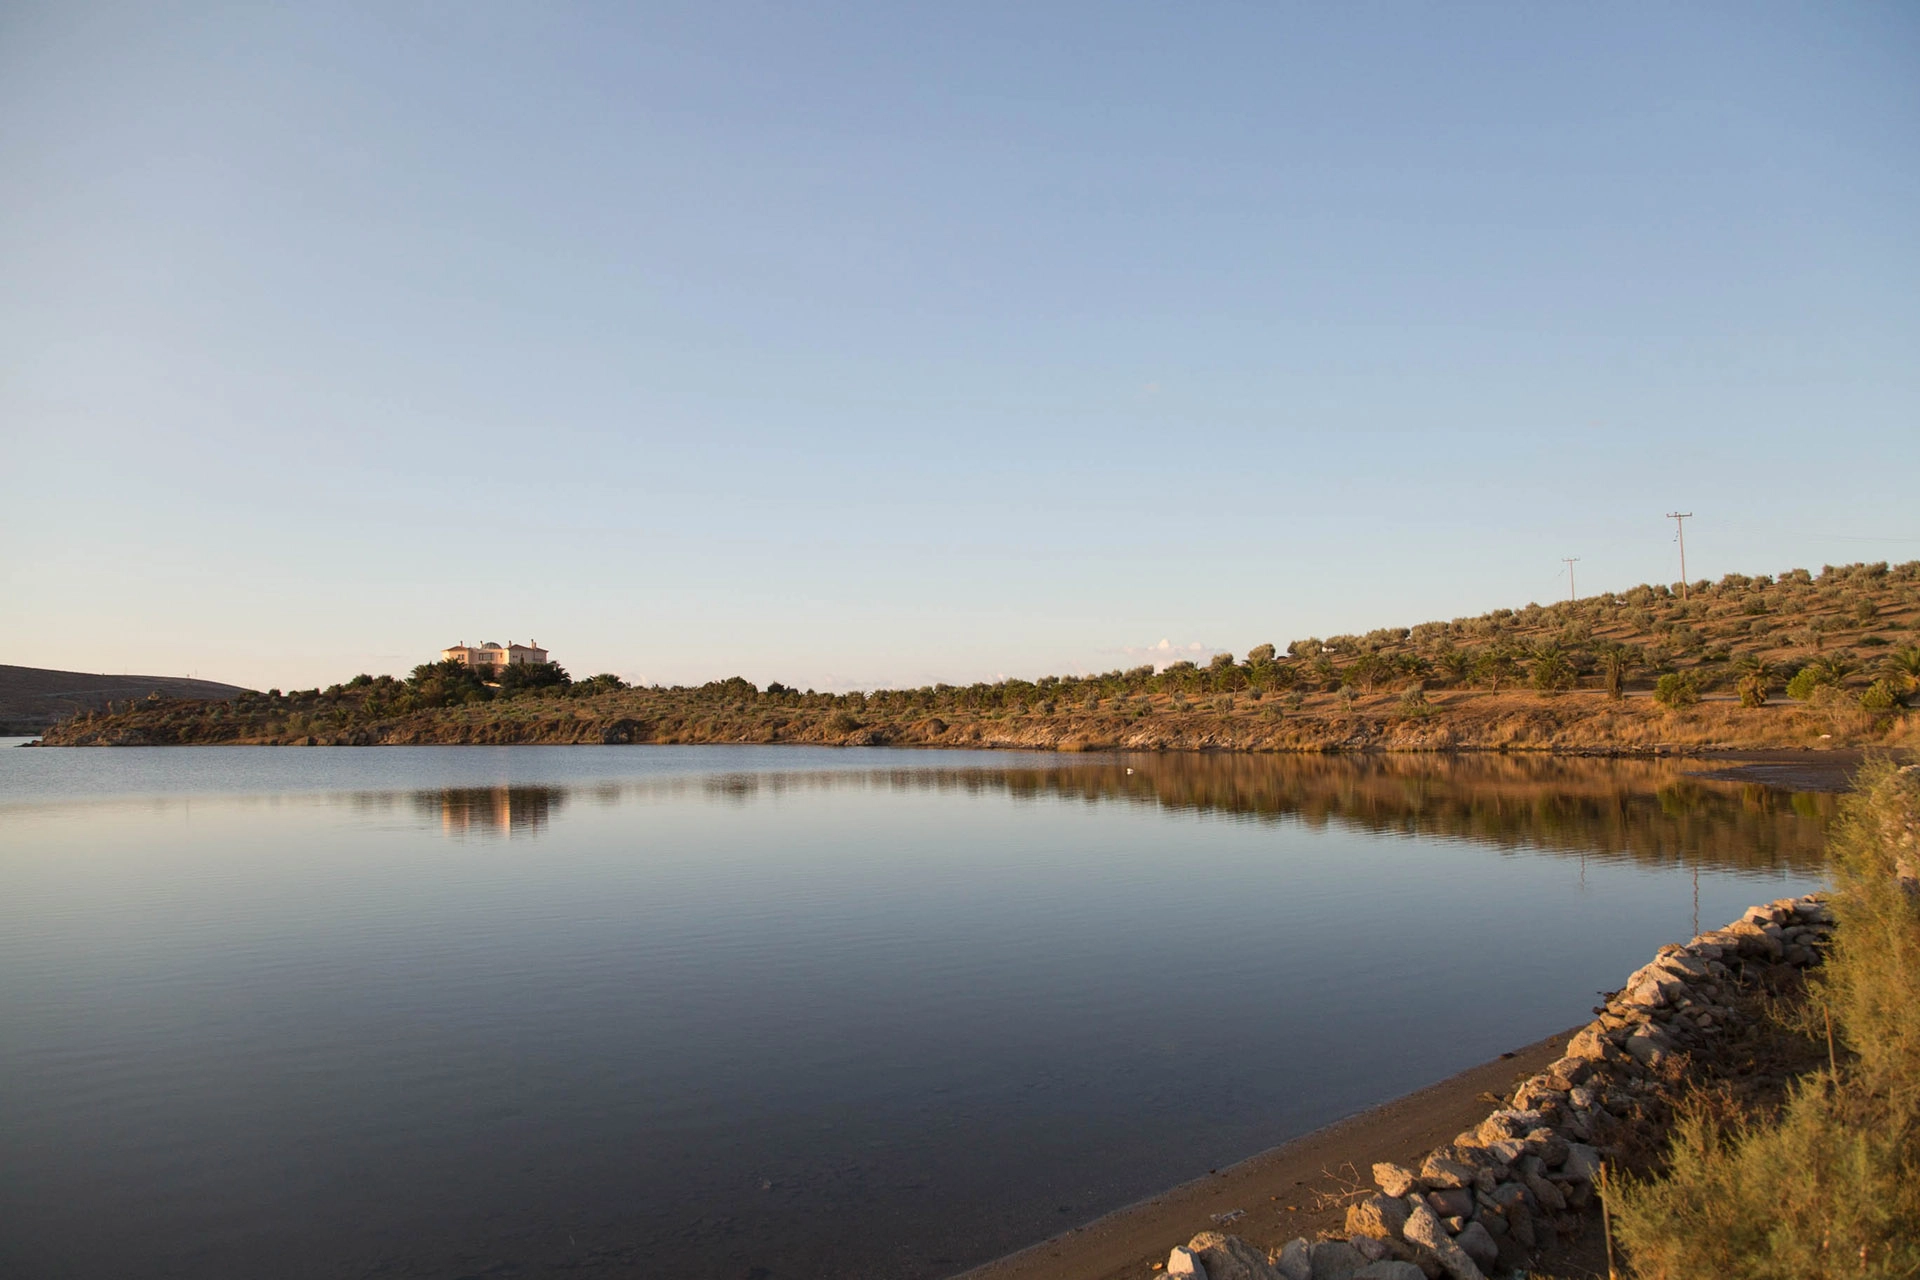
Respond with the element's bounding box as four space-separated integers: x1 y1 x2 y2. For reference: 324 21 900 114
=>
1000 754 1835 874
393 756 1833 870
635 755 1831 873
417 786 566 837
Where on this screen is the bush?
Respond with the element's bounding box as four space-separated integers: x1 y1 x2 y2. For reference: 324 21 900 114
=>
1787 667 1828 701
1653 672 1699 708
1530 649 1574 695
1613 764 1920 1279
1859 680 1901 714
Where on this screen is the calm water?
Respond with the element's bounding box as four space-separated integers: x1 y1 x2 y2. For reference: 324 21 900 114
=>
0 746 1830 1280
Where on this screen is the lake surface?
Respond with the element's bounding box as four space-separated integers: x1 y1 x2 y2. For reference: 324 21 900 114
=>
0 746 1830 1280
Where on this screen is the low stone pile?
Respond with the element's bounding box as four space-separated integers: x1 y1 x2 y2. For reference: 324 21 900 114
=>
1162 893 1834 1280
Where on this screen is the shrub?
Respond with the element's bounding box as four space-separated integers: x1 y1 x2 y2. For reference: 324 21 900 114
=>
1653 672 1699 708
1612 764 1920 1280
1882 648 1920 701
1859 680 1901 714
1787 667 1828 701
1530 649 1574 695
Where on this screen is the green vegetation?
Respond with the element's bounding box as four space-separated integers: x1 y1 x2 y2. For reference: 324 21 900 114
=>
41 560 1920 750
1613 761 1920 1278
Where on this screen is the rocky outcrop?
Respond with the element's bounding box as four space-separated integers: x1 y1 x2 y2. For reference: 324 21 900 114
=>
1166 893 1834 1280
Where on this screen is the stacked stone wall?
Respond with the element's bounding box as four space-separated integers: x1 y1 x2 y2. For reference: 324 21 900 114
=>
1167 893 1833 1280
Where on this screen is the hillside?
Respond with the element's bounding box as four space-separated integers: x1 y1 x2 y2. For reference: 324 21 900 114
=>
1 664 251 734
37 560 1920 752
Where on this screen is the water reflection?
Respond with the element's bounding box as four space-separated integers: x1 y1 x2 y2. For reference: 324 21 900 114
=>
416 785 567 837
0 746 1832 1280
414 754 1832 872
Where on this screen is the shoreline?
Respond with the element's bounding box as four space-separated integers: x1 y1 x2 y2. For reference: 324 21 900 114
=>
967 889 1836 1280
16 734 1884 792
953 1029 1580 1280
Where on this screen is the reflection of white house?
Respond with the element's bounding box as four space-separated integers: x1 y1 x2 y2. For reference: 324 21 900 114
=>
441 640 549 670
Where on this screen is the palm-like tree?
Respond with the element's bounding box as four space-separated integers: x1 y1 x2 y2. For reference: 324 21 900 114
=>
1596 643 1640 700
1529 646 1574 694
1881 646 1920 701
1733 654 1772 708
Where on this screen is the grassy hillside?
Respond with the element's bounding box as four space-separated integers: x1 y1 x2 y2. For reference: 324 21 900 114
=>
0 664 250 734
38 560 1920 752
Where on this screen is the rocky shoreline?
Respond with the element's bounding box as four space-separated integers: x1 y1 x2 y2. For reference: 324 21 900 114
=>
1162 893 1833 1280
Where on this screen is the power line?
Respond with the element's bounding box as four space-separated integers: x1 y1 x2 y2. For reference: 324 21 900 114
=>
1562 557 1581 603
1667 512 1693 599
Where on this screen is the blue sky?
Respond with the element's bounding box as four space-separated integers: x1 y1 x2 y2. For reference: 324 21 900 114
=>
4 3 1916 691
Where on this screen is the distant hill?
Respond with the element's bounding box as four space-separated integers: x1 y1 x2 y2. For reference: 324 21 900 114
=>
36 559 1920 753
0 665 251 734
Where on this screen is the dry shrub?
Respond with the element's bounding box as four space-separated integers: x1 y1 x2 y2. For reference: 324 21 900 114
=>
1613 762 1920 1278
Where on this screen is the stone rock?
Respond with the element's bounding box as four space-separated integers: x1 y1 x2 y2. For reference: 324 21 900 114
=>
1169 1245 1209 1278
1275 1237 1314 1280
1566 1025 1612 1062
1373 1162 1421 1197
1505 1203 1538 1250
1419 1153 1476 1189
1347 1194 1410 1241
1483 1138 1527 1167
1561 1144 1602 1184
1523 1128 1569 1169
1350 1237 1390 1262
1510 1077 1565 1111
1454 1222 1499 1271
1401 1199 1487 1280
1310 1239 1366 1280
1655 953 1712 981
1443 1217 1468 1235
1524 1170 1567 1212
1187 1232 1282 1280
1488 1180 1531 1212
1623 1023 1676 1065
1546 1055 1592 1087
1426 1187 1474 1220
1351 1264 1425 1280
1473 1110 1545 1145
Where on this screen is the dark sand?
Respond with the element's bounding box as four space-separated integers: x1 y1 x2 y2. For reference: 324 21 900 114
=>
955 1028 1590 1280
1683 747 1903 793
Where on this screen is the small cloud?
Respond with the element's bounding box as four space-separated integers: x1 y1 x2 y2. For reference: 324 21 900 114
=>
1143 381 1161 394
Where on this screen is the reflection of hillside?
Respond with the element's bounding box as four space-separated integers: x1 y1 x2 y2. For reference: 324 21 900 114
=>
1015 754 1831 873
418 786 566 837
632 755 1832 873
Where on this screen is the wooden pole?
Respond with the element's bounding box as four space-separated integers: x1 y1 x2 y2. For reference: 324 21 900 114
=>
1600 1160 1620 1280
1667 512 1693 599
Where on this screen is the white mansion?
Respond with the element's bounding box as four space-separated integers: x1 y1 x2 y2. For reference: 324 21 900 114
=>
441 640 550 670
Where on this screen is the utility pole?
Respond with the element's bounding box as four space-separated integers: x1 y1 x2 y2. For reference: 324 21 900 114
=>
1667 512 1693 599
1562 557 1581 603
